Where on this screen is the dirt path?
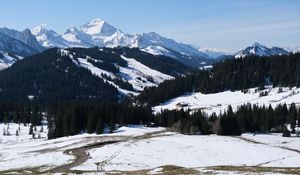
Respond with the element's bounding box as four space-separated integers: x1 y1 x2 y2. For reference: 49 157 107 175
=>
47 140 121 173
47 129 167 173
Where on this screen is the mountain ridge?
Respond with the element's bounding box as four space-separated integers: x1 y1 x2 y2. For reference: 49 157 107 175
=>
31 18 213 68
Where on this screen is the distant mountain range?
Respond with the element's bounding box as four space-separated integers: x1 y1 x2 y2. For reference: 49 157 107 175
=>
30 19 213 68
0 18 299 70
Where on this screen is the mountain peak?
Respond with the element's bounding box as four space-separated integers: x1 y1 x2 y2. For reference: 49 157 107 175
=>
65 27 79 34
90 18 105 25
235 43 288 58
252 42 266 48
81 18 117 36
31 25 47 35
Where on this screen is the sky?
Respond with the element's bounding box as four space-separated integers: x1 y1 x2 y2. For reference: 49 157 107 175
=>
1 0 300 51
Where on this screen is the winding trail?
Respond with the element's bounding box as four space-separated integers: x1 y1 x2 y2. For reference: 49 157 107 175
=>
47 129 167 173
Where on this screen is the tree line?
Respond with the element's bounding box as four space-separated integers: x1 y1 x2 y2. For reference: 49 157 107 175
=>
0 101 299 138
156 103 300 136
46 102 153 139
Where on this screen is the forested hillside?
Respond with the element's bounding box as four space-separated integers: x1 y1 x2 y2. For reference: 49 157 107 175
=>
138 53 300 105
0 48 119 103
0 47 192 104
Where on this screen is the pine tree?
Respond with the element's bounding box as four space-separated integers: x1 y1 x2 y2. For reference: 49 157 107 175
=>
289 103 297 133
95 117 104 134
29 124 33 135
109 120 116 133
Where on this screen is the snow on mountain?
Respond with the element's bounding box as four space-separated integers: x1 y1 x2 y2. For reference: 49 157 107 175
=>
81 18 118 44
31 19 212 67
0 51 23 70
62 27 95 47
0 32 38 57
119 55 174 91
81 18 117 37
103 30 136 48
137 32 209 58
0 27 44 52
198 47 233 59
141 45 172 57
59 48 174 95
31 25 70 48
235 42 289 58
0 28 41 68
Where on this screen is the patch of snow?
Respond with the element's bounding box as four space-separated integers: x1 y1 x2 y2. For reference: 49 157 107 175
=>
119 55 174 91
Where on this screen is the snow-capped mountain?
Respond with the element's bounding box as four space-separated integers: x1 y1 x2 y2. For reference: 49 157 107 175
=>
0 30 42 69
31 18 212 67
0 32 38 58
62 27 95 47
235 42 289 58
31 25 71 48
0 27 44 52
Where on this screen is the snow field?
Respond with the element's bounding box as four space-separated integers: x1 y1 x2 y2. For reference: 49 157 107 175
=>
74 133 300 172
153 87 300 115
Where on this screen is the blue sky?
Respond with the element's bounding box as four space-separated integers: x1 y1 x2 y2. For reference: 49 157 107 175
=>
1 0 300 51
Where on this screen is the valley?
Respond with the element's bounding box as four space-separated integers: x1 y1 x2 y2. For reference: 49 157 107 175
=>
0 1 300 174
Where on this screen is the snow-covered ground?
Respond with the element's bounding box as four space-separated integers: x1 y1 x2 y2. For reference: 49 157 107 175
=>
1 124 300 174
74 133 300 172
153 87 300 115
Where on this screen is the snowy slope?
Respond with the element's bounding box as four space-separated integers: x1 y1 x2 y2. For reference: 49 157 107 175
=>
62 27 95 47
119 55 174 91
235 43 289 58
31 25 71 48
153 87 300 115
59 49 174 94
0 52 15 69
0 51 23 70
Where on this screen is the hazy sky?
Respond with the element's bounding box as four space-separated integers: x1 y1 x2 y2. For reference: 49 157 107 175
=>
1 0 300 51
